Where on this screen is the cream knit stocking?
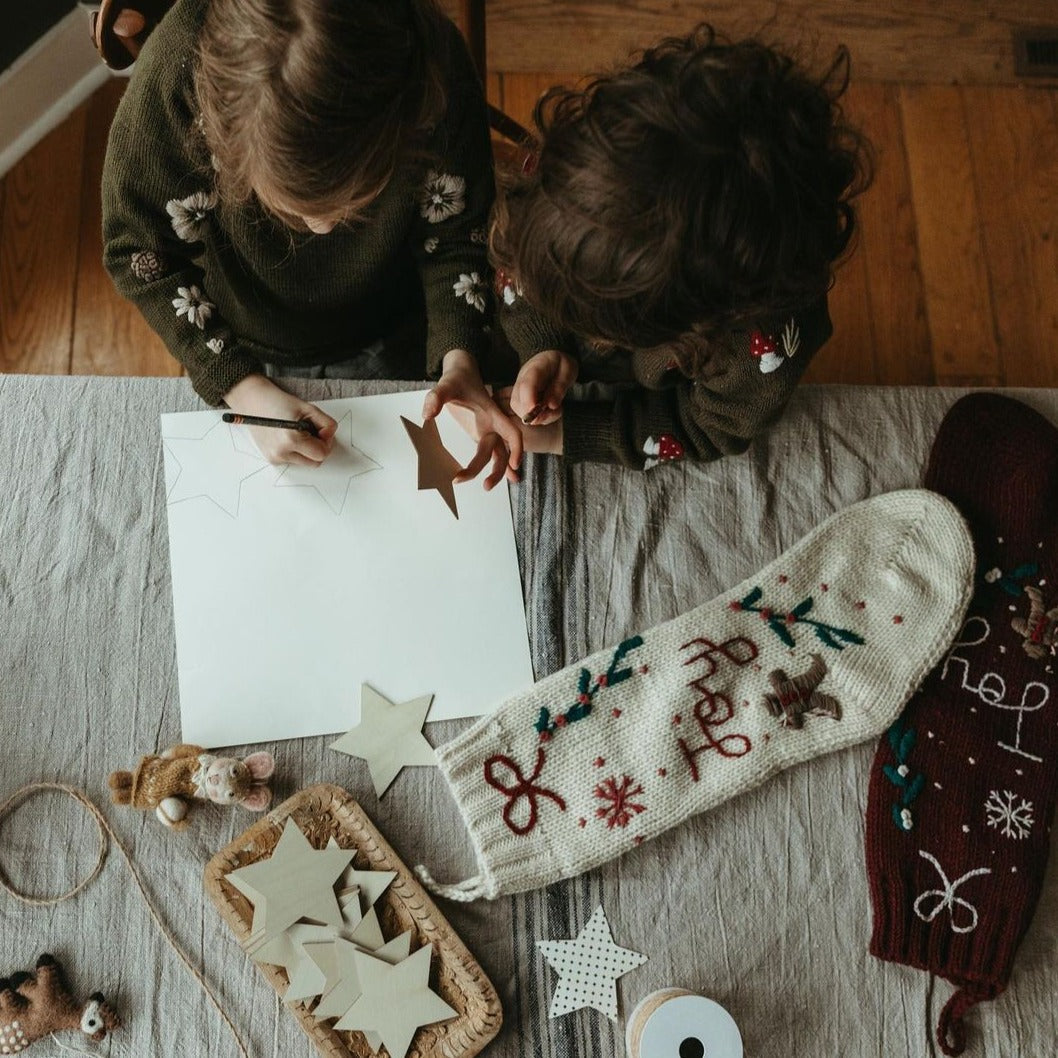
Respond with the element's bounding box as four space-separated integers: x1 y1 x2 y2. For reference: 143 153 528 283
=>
418 490 974 900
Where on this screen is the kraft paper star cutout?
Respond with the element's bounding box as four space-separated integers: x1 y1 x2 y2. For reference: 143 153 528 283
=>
400 415 461 519
164 419 269 517
274 411 381 513
226 818 353 951
537 905 647 1020
330 684 437 797
334 944 457 1058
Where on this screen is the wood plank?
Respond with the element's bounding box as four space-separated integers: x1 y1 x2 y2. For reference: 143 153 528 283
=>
803 229 877 384
845 81 932 385
964 85 1058 387
444 1 1058 86
497 72 579 140
0 108 86 374
900 84 1001 386
72 79 177 377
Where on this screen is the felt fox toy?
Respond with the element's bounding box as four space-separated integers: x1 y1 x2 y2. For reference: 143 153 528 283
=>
0 953 120 1053
108 744 274 829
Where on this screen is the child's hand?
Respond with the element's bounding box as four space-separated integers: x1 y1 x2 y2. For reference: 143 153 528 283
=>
423 349 524 490
509 349 578 425
223 374 338 465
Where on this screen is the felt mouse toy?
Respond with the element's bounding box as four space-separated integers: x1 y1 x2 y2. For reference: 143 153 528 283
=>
107 744 274 829
0 953 120 1053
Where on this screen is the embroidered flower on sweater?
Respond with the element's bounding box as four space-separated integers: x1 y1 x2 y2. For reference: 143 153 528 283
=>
424 236 439 254
453 272 487 313
130 249 170 283
166 191 218 243
172 285 214 329
206 337 225 355
420 170 465 223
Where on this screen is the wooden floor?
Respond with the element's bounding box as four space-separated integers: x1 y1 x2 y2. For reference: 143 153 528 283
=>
1 73 1057 386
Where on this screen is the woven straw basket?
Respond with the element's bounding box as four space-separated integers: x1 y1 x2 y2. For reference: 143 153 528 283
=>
203 783 503 1058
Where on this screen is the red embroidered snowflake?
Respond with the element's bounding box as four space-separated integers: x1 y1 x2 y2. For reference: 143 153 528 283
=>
594 774 647 829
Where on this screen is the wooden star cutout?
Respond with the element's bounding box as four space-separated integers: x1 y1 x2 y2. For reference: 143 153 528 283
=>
226 818 352 952
334 944 457 1058
312 932 413 1022
400 415 461 519
537 905 647 1020
329 684 437 797
762 653 842 728
327 838 397 908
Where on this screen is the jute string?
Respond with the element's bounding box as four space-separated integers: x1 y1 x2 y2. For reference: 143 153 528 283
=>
0 782 251 1058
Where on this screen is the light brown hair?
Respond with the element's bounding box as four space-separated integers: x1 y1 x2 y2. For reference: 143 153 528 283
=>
195 0 448 226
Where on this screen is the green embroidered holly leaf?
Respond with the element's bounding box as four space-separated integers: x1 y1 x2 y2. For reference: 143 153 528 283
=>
577 668 590 695
609 635 645 685
815 626 841 649
906 773 925 804
899 729 916 761
534 708 552 733
791 597 814 619
882 763 905 787
770 619 795 648
887 717 906 755
742 586 763 608
833 626 866 646
567 702 590 722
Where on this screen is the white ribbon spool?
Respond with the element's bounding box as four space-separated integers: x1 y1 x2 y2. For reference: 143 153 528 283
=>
625 988 743 1058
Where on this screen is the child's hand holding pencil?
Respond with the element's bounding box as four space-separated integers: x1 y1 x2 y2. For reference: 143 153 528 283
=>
508 348 578 427
222 374 338 466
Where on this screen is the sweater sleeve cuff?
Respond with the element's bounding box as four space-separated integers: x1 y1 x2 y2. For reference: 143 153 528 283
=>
561 402 624 465
192 350 266 407
426 325 492 379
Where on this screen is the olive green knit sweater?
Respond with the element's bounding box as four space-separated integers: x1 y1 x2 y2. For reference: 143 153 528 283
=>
500 286 833 469
102 0 494 406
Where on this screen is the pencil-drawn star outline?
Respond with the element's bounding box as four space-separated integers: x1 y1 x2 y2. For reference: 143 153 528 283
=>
163 419 270 518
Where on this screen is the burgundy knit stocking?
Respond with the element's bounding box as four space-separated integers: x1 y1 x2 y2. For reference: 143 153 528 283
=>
864 394 1058 1055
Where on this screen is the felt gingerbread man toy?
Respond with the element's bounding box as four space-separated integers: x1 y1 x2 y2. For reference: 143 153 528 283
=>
108 744 274 829
0 953 120 1053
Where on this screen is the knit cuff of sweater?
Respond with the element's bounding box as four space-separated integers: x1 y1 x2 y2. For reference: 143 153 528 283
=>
426 327 492 379
561 402 621 464
501 307 571 366
192 350 266 407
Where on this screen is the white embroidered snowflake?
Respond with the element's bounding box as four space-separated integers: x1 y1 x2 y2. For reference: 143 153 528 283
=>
206 337 225 355
166 191 218 242
172 285 214 329
420 170 466 223
984 789 1034 840
453 272 487 313
424 236 439 254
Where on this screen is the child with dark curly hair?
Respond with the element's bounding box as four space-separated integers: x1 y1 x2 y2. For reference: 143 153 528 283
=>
481 26 872 471
103 0 520 482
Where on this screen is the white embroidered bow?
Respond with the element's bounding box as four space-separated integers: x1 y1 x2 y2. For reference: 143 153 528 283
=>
912 849 992 934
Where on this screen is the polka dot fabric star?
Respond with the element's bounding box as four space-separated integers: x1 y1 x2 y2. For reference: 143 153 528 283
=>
537 906 647 1020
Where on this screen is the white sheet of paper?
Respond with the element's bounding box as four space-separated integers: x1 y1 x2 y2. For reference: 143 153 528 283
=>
160 391 534 746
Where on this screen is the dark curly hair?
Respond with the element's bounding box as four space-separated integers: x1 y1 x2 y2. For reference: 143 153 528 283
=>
195 0 448 227
491 26 873 361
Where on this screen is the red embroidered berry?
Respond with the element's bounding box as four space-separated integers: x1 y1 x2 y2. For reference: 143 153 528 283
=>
821 583 829 592
638 665 649 674
760 608 773 620
778 574 788 583
593 756 605 767
577 693 590 705
597 674 609 687
785 613 796 624
633 836 644 846
672 714 682 725
729 600 743 611
856 601 866 610
893 615 904 624
611 708 622 718
539 730 551 742
578 818 587 828
657 767 667 777
554 715 568 727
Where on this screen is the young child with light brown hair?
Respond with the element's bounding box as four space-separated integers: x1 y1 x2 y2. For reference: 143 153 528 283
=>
481 26 872 471
103 0 520 485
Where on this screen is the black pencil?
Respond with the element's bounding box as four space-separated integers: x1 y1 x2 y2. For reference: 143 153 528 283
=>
222 412 319 437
